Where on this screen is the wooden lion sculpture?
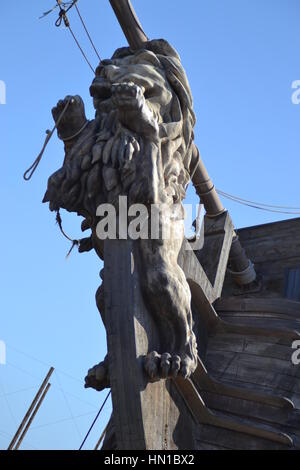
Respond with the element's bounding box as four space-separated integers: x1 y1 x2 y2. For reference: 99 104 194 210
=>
43 39 198 389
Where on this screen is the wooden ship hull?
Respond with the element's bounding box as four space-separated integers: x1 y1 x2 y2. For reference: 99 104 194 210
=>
199 218 300 450
102 217 300 450
36 1 300 451
201 298 300 449
96 3 300 451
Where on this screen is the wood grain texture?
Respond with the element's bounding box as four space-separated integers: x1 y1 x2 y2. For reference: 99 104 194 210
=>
104 218 300 449
104 239 196 450
223 218 300 297
179 211 233 305
190 295 300 449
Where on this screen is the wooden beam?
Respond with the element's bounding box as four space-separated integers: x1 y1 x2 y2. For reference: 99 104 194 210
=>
109 0 149 49
94 422 109 450
174 376 293 447
104 239 196 450
14 383 51 450
8 367 54 450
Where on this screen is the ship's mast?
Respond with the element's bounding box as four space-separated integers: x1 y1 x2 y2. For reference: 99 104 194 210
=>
108 0 256 284
109 0 148 49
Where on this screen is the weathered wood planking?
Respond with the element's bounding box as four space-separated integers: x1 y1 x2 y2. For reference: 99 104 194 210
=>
103 218 300 450
206 350 298 379
176 217 300 449
104 239 196 450
215 298 300 317
285 268 300 301
213 309 300 333
208 336 294 361
178 211 234 306
217 375 300 399
201 391 300 434
174 376 292 447
191 295 300 449
196 422 300 450
223 217 300 297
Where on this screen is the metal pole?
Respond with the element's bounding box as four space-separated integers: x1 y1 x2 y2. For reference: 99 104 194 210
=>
8 366 54 450
14 383 51 450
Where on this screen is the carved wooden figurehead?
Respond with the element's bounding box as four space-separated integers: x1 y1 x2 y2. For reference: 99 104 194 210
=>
41 0 300 450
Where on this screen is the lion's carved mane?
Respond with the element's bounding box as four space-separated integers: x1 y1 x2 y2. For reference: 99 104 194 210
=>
44 39 198 382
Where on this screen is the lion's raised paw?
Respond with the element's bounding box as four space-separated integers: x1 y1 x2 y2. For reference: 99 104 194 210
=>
84 358 110 392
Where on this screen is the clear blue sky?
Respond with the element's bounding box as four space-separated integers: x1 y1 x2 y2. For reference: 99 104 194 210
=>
0 0 299 450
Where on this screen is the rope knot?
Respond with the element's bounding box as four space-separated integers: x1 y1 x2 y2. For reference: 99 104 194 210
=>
55 3 70 28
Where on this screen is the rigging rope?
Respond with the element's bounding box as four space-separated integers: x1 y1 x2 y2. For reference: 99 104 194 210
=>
36 3 300 235
74 3 101 62
23 98 72 181
217 189 300 211
55 370 82 440
39 1 75 20
55 0 95 73
217 189 300 215
66 22 95 73
55 210 80 258
23 97 83 257
79 390 111 450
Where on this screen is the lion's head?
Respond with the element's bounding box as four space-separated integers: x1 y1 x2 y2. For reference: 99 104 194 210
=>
44 40 196 220
91 39 195 169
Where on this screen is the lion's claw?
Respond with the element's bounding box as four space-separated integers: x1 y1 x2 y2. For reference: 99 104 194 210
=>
170 355 181 378
160 353 172 378
144 351 160 380
144 352 195 381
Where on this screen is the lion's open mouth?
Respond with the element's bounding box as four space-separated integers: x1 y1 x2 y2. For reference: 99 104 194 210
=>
90 76 154 102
